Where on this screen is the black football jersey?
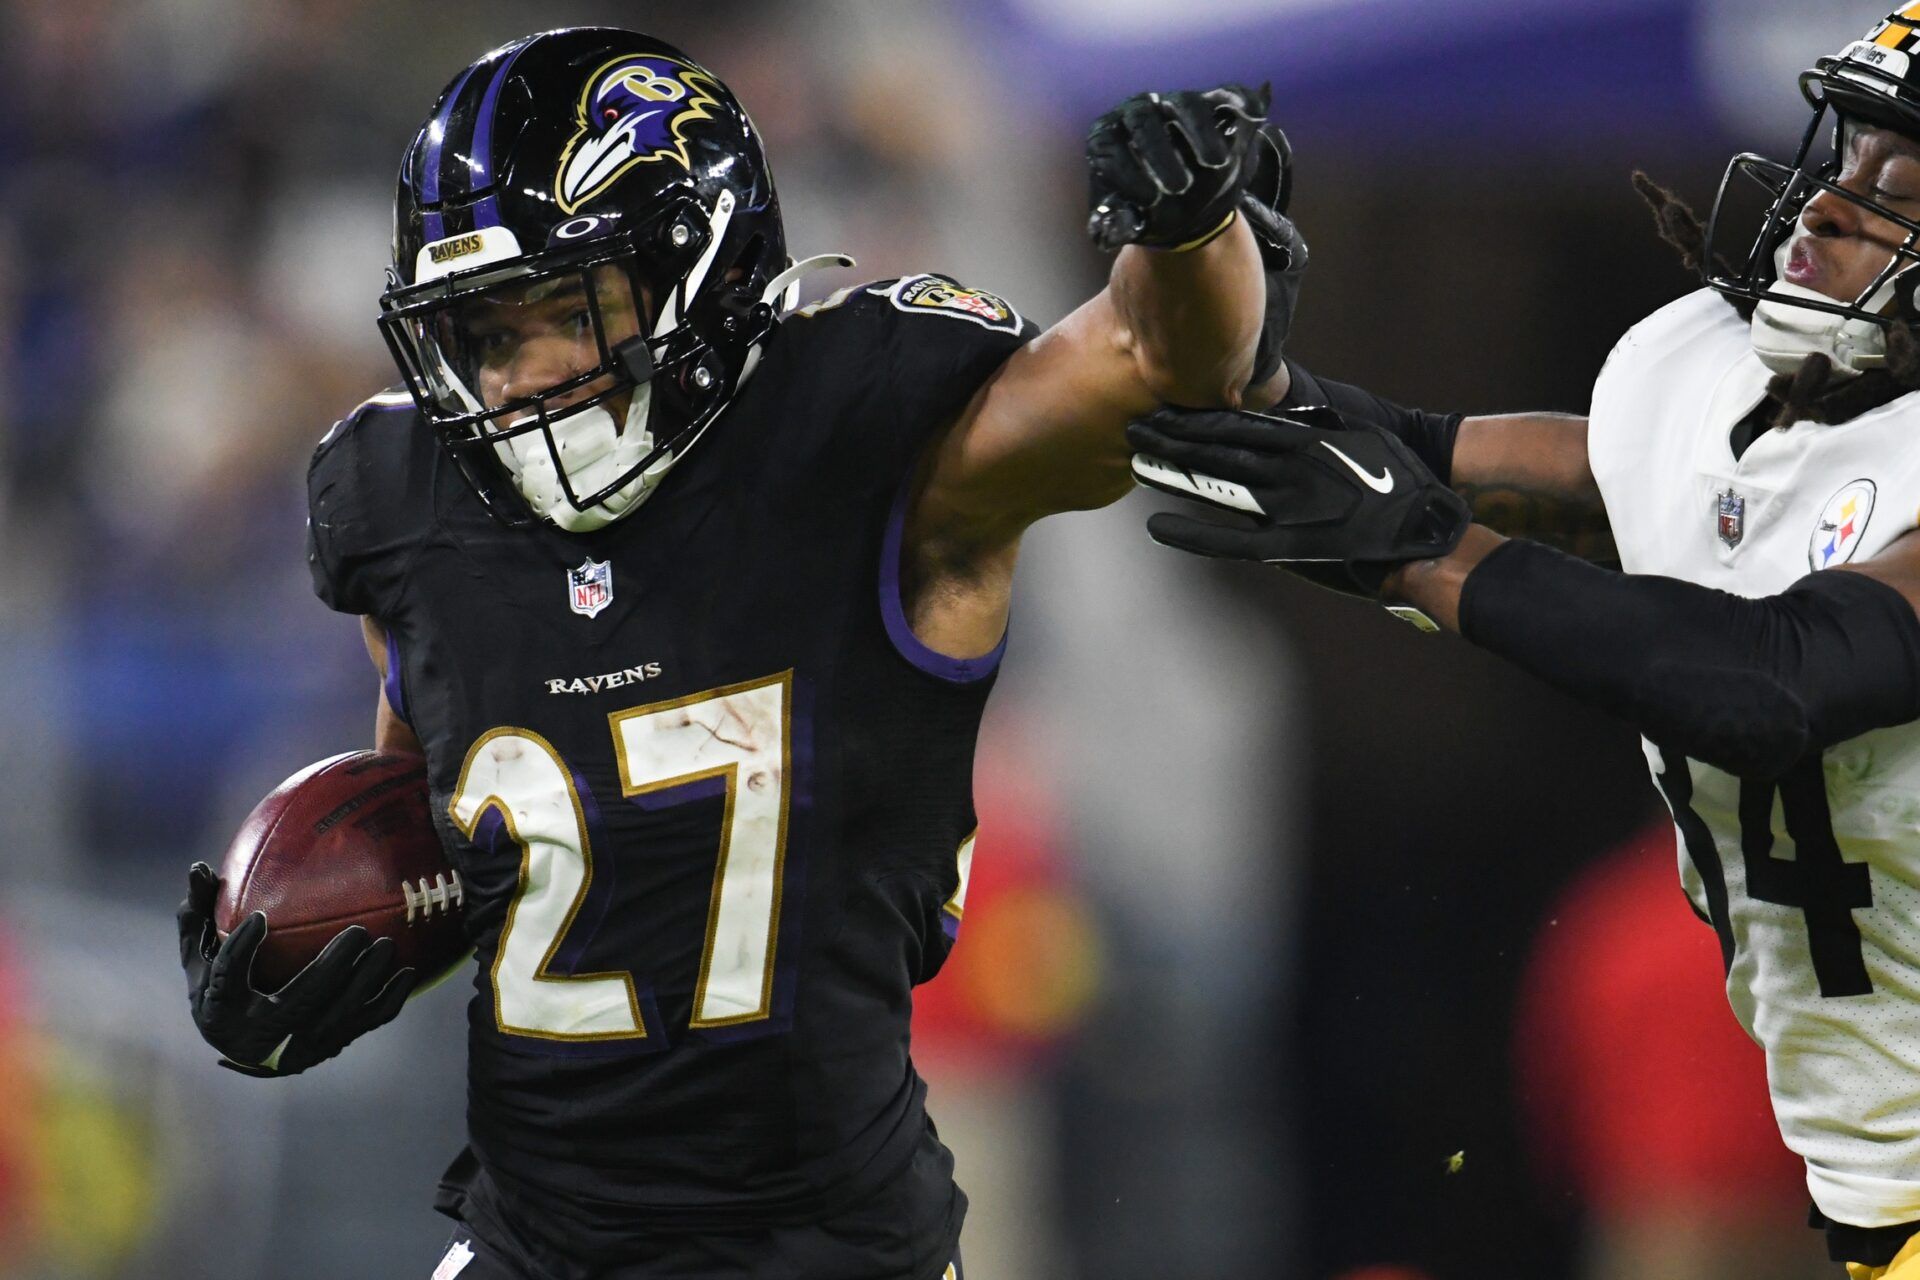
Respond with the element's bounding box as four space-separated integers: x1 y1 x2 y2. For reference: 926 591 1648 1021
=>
306 276 1036 1276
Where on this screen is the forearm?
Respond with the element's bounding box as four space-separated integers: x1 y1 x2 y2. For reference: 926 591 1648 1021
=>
1111 215 1265 407
1383 524 1506 633
1452 413 1615 562
1390 537 1920 776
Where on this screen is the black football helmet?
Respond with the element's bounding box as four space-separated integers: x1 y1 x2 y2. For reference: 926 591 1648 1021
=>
378 28 841 530
1706 6 1920 374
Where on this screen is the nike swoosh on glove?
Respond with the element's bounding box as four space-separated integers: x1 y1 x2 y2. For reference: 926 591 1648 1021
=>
1126 405 1469 596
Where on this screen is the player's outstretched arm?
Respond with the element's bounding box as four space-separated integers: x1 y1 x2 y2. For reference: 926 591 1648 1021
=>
1278 359 1615 563
1386 528 1920 776
909 85 1275 555
1129 404 1920 778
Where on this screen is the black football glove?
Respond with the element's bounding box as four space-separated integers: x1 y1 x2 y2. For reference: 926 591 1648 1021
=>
1237 119 1308 387
1087 83 1272 252
178 861 417 1078
1127 406 1470 597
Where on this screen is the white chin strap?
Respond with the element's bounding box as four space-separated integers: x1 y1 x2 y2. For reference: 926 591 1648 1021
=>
445 214 852 535
1750 243 1906 376
491 250 856 533
490 190 743 534
492 387 662 534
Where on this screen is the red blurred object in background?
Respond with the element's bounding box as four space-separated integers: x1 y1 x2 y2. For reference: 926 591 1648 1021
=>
1516 820 1804 1221
0 929 31 1265
911 758 1101 1078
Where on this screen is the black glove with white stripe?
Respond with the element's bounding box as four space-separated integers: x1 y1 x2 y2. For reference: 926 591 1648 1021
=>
1127 405 1469 596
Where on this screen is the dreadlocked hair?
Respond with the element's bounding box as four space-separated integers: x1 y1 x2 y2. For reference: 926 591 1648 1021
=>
1632 170 1920 425
1762 323 1920 427
1631 171 1755 320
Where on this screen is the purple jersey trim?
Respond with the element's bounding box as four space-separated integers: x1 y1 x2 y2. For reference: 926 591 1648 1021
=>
382 626 410 726
628 774 730 811
877 481 1007 684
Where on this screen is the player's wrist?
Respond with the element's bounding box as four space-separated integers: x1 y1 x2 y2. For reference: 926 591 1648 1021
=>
1380 525 1504 631
1163 208 1240 253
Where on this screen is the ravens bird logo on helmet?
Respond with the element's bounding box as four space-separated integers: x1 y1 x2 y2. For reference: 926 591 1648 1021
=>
556 55 722 213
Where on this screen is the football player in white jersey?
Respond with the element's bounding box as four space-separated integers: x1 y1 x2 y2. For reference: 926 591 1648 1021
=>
1130 8 1920 1278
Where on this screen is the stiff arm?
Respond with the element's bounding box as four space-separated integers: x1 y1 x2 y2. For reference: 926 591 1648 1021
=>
900 220 1265 658
1275 361 1615 562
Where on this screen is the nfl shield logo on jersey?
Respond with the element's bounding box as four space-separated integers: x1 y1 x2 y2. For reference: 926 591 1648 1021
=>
568 557 613 618
1716 488 1745 548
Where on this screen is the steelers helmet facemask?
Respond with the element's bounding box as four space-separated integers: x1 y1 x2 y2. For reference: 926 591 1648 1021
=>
1707 7 1920 377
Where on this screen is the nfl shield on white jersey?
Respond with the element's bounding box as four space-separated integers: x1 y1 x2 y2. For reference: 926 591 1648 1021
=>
1589 288 1920 1228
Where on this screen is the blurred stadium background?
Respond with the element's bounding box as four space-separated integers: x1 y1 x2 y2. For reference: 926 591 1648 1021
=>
0 0 1887 1276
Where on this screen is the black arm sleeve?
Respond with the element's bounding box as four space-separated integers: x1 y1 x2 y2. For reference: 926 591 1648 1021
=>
1458 539 1920 777
1282 358 1462 485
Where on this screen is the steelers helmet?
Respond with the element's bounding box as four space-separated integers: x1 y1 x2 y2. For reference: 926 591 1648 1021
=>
1706 6 1920 374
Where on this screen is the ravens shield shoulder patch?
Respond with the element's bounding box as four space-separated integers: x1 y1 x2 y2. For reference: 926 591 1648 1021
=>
879 274 1024 335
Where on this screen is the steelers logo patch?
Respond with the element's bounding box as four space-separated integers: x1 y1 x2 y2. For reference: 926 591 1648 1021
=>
1810 479 1876 571
885 275 1024 334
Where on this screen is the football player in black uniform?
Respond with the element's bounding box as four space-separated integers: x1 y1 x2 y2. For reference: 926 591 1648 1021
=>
173 27 1298 1280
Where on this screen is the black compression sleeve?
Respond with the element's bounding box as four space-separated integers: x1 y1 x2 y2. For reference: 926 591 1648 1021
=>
1458 539 1920 778
1283 358 1463 486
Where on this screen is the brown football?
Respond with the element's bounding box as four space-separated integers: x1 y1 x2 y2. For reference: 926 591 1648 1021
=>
215 751 470 993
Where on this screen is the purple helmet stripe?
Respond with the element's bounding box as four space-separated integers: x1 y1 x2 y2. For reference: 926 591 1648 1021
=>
468 42 533 230
419 61 482 243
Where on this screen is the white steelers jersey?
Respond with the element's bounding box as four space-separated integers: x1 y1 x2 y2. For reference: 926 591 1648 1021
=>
1588 287 1920 1227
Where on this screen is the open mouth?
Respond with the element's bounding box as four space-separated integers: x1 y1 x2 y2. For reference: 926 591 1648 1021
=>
1782 239 1823 289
